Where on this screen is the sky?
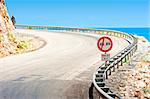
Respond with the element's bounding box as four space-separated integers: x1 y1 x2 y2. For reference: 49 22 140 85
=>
6 0 150 28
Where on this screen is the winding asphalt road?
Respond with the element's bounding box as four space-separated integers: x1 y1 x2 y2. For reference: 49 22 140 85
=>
0 29 129 99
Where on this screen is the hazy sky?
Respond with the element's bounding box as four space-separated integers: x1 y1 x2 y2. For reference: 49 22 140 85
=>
6 0 149 27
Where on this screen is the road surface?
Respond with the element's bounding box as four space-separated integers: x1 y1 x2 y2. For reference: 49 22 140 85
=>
0 29 129 99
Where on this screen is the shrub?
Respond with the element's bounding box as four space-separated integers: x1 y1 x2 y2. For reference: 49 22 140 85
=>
28 26 32 30
17 41 28 49
8 32 16 42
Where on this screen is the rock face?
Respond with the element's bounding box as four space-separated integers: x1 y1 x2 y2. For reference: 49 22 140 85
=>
0 0 16 43
0 1 45 58
105 42 150 99
0 0 28 57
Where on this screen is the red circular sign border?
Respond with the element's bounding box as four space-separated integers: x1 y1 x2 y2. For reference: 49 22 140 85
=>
97 36 113 52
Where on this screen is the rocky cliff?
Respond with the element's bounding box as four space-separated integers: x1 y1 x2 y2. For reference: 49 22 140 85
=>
0 0 27 57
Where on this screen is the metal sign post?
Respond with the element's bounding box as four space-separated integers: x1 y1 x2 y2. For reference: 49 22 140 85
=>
97 36 113 67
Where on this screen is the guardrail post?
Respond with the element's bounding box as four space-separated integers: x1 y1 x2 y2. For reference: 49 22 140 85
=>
132 50 134 56
113 64 115 72
121 58 123 66
135 45 137 52
127 54 129 60
117 61 119 68
131 50 133 55
109 68 111 75
106 71 108 79
131 50 133 56
129 51 132 57
136 44 138 50
124 55 127 63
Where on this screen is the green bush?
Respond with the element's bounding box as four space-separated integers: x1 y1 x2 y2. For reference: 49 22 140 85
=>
8 32 16 42
28 26 32 30
17 41 28 49
142 87 150 94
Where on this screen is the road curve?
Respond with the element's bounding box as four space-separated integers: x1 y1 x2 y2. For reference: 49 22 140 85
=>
0 29 129 99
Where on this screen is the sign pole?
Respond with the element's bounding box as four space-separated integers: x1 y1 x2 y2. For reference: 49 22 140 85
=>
105 52 107 67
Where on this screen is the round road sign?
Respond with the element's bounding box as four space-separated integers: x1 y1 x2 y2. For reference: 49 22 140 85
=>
97 36 113 52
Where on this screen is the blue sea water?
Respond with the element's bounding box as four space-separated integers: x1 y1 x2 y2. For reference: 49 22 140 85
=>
46 27 150 41
95 28 150 41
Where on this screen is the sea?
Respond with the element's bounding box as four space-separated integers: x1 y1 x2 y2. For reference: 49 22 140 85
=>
46 27 150 42
95 28 150 42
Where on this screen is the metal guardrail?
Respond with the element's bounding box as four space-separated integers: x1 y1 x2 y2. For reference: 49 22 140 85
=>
15 25 138 99
92 33 137 99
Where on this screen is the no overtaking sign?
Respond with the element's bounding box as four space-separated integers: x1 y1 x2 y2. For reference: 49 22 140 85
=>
97 36 113 61
97 36 113 53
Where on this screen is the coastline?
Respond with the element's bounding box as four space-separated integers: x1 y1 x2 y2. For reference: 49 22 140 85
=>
134 35 150 45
